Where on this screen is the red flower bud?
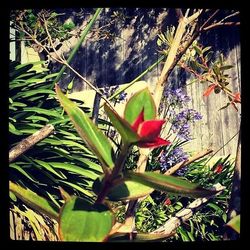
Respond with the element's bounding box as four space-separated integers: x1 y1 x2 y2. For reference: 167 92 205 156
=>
214 164 223 174
164 198 171 206
131 109 170 148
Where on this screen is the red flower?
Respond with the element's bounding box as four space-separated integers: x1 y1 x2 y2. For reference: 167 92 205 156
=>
164 198 172 206
214 164 223 174
131 109 170 148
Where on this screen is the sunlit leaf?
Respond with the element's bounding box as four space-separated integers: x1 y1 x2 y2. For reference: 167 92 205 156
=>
55 84 114 170
124 88 156 124
226 214 240 234
9 181 59 220
104 103 139 144
93 176 154 201
126 171 218 198
58 180 94 197
59 196 113 241
49 162 100 180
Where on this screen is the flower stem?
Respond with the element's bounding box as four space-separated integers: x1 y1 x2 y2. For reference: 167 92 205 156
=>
95 143 131 204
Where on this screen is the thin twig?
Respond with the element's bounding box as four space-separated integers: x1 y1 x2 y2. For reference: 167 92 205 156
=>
203 22 240 31
9 124 55 163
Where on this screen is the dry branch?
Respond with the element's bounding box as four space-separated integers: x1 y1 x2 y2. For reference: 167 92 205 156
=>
9 124 55 163
164 148 213 175
150 183 225 235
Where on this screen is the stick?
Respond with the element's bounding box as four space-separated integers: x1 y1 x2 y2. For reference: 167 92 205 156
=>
150 183 225 235
9 124 55 163
164 148 213 175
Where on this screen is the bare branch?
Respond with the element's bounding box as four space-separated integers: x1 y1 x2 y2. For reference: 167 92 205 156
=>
203 22 240 31
150 183 225 235
164 148 213 175
176 9 183 20
186 9 203 24
199 9 220 31
220 11 240 23
9 124 54 163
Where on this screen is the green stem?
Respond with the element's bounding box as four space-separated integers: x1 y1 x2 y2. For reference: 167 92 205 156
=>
52 8 103 86
95 143 131 204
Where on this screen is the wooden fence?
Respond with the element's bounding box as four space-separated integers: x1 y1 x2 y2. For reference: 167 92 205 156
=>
21 8 241 158
62 8 241 158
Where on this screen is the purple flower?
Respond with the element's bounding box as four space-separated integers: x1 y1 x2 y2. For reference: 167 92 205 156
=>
102 85 127 103
160 146 188 171
164 87 191 108
170 109 202 140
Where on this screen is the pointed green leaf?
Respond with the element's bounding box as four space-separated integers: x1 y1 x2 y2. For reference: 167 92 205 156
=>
58 180 94 197
59 196 113 242
104 103 139 144
220 65 234 71
33 159 67 179
55 84 114 170
226 214 240 234
9 181 59 220
93 176 154 201
10 163 40 184
126 172 218 198
124 88 156 124
49 162 100 180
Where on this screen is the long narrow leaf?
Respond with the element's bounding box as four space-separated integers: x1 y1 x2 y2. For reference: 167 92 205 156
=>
104 103 139 144
9 181 59 220
55 84 114 171
49 162 100 180
126 171 218 198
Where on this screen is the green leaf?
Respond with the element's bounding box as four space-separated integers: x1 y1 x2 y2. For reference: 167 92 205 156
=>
23 107 62 118
10 191 17 202
59 196 113 241
9 181 59 220
55 84 114 170
193 45 202 56
126 172 218 198
202 46 212 54
33 159 67 179
26 115 49 122
49 162 100 180
11 102 27 107
226 215 240 233
104 103 139 144
10 163 40 183
220 65 234 71
93 176 154 201
58 180 94 197
13 89 55 99
124 88 156 124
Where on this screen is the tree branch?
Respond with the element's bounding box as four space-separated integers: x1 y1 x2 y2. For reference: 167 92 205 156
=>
163 148 213 175
9 124 54 163
203 22 240 31
150 183 225 235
